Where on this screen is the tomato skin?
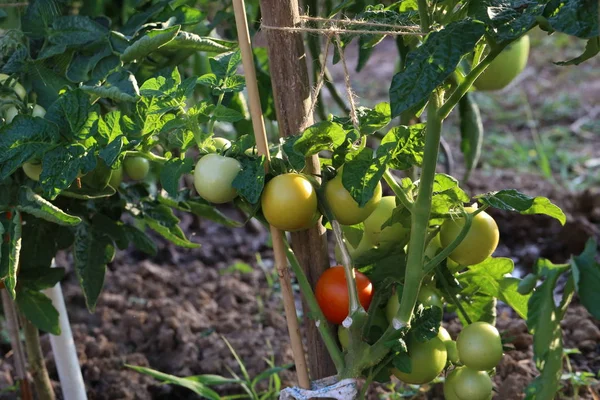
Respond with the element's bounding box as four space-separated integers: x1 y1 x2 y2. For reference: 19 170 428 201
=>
194 153 241 204
363 196 410 247
440 207 499 266
392 334 447 384
457 321 503 371
23 162 42 181
438 327 460 364
124 157 150 180
0 73 26 100
475 35 530 91
386 285 442 323
444 366 493 400
325 171 382 225
261 173 319 231
213 137 231 151
4 106 18 123
315 266 373 325
32 104 46 118
108 166 123 188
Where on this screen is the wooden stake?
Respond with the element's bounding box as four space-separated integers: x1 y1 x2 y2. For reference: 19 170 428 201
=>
258 0 337 378
231 0 311 389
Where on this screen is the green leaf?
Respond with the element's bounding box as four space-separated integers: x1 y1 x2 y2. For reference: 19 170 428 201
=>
0 211 21 298
0 116 60 179
18 268 65 291
389 20 485 117
377 124 426 170
123 225 157 256
121 25 181 63
65 45 113 83
16 289 60 335
162 31 236 53
16 187 81 226
142 203 198 249
160 158 194 197
125 365 222 399
212 105 244 122
21 0 62 39
545 0 599 39
476 190 566 225
555 36 600 66
570 239 600 319
158 191 243 228
333 102 392 134
45 89 100 140
469 1 546 43
342 148 387 208
27 62 74 109
81 70 140 102
73 222 113 311
459 93 483 182
410 306 442 342
293 121 347 156
40 144 97 199
209 50 242 79
430 174 470 217
39 16 109 59
282 135 306 171
232 157 266 204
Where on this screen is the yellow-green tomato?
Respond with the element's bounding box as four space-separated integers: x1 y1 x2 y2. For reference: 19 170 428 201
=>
338 326 350 350
213 137 231 151
261 173 318 231
124 157 150 180
31 104 46 118
457 322 503 371
363 196 410 247
4 106 18 124
444 366 493 400
438 327 460 365
325 170 382 225
334 234 376 263
392 335 447 384
193 153 241 204
109 166 123 188
475 35 530 91
0 73 26 100
424 234 442 261
417 285 443 309
23 162 42 181
440 207 500 266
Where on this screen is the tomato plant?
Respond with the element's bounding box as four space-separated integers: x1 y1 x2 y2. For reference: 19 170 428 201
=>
315 266 373 325
325 168 382 225
194 153 242 204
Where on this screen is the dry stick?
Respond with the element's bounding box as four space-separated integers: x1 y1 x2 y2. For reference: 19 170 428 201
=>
299 15 422 31
1 290 33 400
21 317 55 400
231 0 311 390
300 34 332 132
334 34 360 132
261 24 424 36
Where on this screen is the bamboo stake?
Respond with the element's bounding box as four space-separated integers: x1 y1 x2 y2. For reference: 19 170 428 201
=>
1 290 33 400
231 0 311 389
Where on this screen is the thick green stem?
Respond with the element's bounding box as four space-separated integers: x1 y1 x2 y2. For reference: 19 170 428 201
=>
423 210 473 274
383 169 414 211
436 267 472 324
124 150 168 164
282 238 345 373
417 0 431 32
22 317 55 400
207 93 225 136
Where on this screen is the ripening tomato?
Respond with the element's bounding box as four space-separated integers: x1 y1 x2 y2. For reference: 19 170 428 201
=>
23 162 42 181
108 165 123 188
363 196 410 247
325 170 382 225
194 153 241 204
392 334 447 385
261 173 319 231
124 157 151 180
457 321 503 371
0 73 26 100
475 35 530 91
444 366 493 400
315 266 373 325
440 207 499 266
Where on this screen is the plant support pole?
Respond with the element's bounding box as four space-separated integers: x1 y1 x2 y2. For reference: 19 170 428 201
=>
231 0 311 389
42 261 87 400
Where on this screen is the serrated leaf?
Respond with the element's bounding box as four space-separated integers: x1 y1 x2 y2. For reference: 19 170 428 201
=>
476 190 566 225
209 50 242 79
377 124 426 170
16 187 81 226
555 36 600 66
40 144 97 199
342 148 387 208
121 25 181 63
81 70 140 102
145 218 198 248
232 157 266 204
45 89 100 140
410 306 442 342
570 239 600 320
21 0 62 39
293 121 347 156
18 268 65 291
16 289 60 335
459 93 483 182
282 135 306 171
162 31 236 53
545 0 599 39
160 158 194 197
389 20 485 117
212 105 244 122
469 1 546 43
123 225 157 256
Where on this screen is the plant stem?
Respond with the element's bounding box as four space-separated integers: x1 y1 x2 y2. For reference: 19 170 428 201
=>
330 218 361 316
417 0 431 32
124 150 168 164
436 266 472 324
22 317 55 400
282 238 345 373
423 210 473 274
208 92 225 136
383 169 413 211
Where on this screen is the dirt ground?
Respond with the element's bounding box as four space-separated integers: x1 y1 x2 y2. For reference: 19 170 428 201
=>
2 27 600 400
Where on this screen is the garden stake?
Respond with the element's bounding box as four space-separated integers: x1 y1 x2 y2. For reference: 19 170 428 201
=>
231 0 310 389
1 289 33 400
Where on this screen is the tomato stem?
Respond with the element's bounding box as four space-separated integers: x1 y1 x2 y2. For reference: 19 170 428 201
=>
436 266 472 324
208 93 225 136
383 170 413 211
124 151 168 164
423 210 473 274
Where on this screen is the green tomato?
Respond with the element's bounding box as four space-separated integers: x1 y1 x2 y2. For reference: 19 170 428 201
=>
338 326 350 350
424 234 442 261
334 234 376 264
438 327 460 365
23 162 42 181
213 137 232 151
475 35 530 91
124 157 150 180
363 196 410 247
392 334 447 385
440 207 499 266
0 73 26 100
444 367 493 400
194 153 241 204
457 322 503 371
4 106 18 124
31 104 46 118
109 166 123 188
417 285 443 309
325 169 382 225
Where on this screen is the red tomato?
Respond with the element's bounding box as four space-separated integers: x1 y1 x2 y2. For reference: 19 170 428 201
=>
315 266 373 324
